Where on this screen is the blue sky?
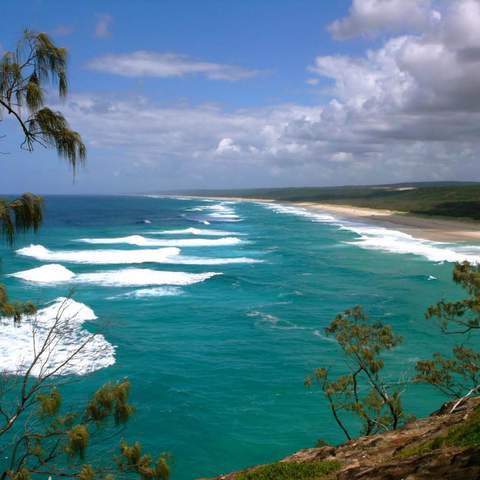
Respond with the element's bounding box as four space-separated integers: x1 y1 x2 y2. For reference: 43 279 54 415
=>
1 0 480 193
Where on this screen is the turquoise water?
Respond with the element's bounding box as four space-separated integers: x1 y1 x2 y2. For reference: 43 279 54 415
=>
1 195 478 479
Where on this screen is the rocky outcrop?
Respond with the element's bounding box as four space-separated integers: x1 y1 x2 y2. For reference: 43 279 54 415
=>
203 397 480 480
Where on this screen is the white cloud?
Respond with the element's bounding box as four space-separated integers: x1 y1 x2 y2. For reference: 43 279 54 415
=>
87 51 260 81
215 138 241 155
40 0 480 191
328 0 438 39
94 14 113 38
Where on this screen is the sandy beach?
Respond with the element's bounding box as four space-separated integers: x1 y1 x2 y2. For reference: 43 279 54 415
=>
296 202 480 243
185 196 480 243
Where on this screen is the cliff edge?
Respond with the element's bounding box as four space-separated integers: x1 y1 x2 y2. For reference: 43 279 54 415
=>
203 397 480 480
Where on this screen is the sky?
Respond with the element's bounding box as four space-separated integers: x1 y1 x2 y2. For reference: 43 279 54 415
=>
1 0 480 194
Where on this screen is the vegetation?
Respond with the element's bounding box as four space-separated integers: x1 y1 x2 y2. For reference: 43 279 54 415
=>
398 404 480 458
307 260 480 449
0 31 168 480
184 182 480 221
0 28 87 324
0 29 86 169
235 460 340 480
415 261 480 403
305 306 409 441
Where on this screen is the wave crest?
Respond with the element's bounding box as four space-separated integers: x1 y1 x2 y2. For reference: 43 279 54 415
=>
77 235 243 247
0 297 115 376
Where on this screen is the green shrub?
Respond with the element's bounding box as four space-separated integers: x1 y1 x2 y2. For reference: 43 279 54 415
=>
236 460 341 480
399 405 480 458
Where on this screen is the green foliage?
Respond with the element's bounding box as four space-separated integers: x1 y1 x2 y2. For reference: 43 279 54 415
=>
1 374 166 480
399 405 480 458
37 386 62 416
85 379 134 425
0 29 168 480
416 262 480 400
0 282 37 323
118 441 170 480
66 425 90 460
306 306 407 440
426 262 480 334
78 464 96 480
235 461 341 480
7 467 31 480
415 346 480 398
0 194 43 246
0 30 86 170
188 182 480 221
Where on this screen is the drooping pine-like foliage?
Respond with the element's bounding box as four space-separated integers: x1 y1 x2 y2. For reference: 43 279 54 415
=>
415 261 480 403
306 306 409 440
0 376 169 480
0 30 169 480
0 32 84 321
0 193 43 245
0 30 86 169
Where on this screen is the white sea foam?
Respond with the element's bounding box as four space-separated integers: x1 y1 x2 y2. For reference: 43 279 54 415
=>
77 235 243 247
263 203 480 264
172 256 261 265
16 244 259 266
9 264 75 283
152 227 239 236
109 287 183 299
342 224 480 263
264 203 336 223
187 202 241 222
11 264 221 287
0 297 115 376
75 268 220 287
17 245 181 264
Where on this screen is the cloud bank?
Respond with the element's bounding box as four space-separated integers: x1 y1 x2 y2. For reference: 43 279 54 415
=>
328 0 438 39
62 0 480 190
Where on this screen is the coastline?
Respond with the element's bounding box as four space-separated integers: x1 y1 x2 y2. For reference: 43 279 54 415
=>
296 202 480 243
184 195 480 243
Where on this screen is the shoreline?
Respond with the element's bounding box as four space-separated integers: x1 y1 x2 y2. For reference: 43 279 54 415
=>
185 195 480 243
296 202 480 243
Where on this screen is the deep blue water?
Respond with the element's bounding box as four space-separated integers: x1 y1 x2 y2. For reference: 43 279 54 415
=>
1 195 478 479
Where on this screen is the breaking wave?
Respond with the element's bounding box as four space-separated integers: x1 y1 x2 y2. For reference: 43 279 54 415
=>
264 203 480 264
17 245 181 264
16 245 260 266
75 268 220 287
152 227 239 236
77 235 243 247
9 264 76 283
108 287 183 299
185 202 241 223
0 297 115 376
11 265 220 287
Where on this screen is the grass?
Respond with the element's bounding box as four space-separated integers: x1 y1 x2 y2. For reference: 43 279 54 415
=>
235 460 341 480
398 404 480 458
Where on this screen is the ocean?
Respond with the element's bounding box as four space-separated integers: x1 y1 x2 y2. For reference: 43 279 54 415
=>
1 195 479 479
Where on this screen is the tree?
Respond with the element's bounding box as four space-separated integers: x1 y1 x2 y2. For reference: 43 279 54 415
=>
1 29 86 319
415 261 480 406
0 296 169 480
0 31 169 480
0 30 85 169
305 306 409 441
